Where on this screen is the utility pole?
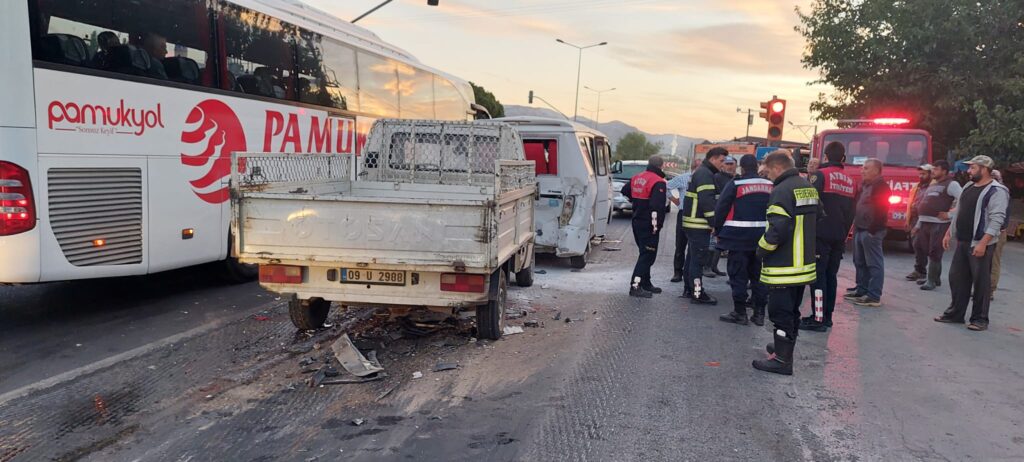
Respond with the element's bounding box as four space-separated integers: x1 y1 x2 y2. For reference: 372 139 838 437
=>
737 107 755 138
584 86 615 125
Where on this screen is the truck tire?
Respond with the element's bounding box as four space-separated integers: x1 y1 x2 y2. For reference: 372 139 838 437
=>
289 297 331 330
569 255 587 269
515 255 535 287
477 270 507 340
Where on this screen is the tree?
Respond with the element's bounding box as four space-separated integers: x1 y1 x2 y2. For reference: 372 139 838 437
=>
614 132 662 161
469 82 505 118
797 0 1024 161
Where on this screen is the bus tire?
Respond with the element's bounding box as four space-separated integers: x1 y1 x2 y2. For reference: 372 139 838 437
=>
222 256 258 283
476 270 507 340
289 297 331 330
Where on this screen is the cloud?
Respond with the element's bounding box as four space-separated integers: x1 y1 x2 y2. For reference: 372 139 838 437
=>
607 22 809 77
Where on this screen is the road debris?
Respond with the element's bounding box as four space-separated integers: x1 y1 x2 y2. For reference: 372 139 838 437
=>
553 311 562 321
704 361 721 367
786 390 798 399
298 357 316 367
253 315 270 321
524 320 541 328
412 371 424 379
541 284 550 289
351 419 365 426
503 326 524 336
331 334 384 377
376 382 400 401
534 269 548 274
603 247 622 251
434 362 459 372
322 373 387 385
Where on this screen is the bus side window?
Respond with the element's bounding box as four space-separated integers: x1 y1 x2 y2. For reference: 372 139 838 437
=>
435 78 467 121
296 30 359 111
216 2 297 100
31 0 215 88
357 52 400 118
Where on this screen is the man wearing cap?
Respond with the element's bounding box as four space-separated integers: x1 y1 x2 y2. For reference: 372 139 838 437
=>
705 155 737 278
935 155 1009 331
904 163 934 282
914 160 962 290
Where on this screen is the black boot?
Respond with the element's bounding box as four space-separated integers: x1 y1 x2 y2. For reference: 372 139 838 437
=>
719 301 749 325
752 333 794 375
799 316 828 332
670 270 683 283
690 292 718 305
750 305 765 326
642 284 663 294
629 287 653 298
766 343 774 355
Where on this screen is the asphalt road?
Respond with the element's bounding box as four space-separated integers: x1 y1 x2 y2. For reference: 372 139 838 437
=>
1 211 1022 461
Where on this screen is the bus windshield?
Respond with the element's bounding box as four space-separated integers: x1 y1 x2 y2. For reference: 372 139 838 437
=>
822 132 928 167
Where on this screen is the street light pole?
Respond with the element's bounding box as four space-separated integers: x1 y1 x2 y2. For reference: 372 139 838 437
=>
736 107 754 138
556 39 607 122
584 86 615 124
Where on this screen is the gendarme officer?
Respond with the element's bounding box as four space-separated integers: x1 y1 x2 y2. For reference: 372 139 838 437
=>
753 151 820 375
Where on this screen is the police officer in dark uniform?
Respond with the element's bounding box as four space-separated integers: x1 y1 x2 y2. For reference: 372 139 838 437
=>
714 155 773 326
680 147 728 304
621 156 668 298
800 142 856 332
705 156 736 277
753 151 820 376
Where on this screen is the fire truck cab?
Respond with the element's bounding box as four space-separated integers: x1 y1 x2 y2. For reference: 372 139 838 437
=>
811 119 933 237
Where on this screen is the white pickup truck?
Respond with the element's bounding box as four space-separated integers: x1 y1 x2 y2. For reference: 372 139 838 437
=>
231 120 536 339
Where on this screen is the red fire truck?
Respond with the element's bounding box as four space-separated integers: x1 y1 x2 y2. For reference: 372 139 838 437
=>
810 118 933 238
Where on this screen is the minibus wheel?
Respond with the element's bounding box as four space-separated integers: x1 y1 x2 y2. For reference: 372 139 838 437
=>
477 270 507 340
289 296 331 330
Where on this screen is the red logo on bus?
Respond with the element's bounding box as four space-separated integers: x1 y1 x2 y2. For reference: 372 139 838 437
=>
180 99 247 204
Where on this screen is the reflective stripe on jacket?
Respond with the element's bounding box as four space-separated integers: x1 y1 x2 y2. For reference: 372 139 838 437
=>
681 160 720 230
759 168 819 286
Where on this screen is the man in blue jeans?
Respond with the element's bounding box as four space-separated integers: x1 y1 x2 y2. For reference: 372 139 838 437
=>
844 159 890 307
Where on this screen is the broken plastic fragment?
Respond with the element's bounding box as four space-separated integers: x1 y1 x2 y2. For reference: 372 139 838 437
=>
502 326 524 335
412 371 423 379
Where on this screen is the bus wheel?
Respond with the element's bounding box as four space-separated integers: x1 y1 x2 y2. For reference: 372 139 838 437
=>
222 256 258 283
289 296 331 330
476 270 507 340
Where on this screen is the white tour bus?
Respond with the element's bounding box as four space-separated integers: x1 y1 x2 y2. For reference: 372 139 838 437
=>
0 0 476 283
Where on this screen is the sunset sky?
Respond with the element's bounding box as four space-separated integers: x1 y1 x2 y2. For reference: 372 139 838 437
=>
306 0 836 142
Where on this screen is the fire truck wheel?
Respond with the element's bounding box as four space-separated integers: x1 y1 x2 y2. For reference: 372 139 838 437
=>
289 297 331 330
477 270 507 340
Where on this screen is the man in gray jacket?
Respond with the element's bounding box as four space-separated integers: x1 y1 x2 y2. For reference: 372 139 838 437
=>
935 155 1010 331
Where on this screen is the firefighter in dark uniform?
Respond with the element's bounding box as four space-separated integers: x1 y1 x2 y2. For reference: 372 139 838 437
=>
800 142 856 332
621 156 668 298
753 151 820 376
714 155 773 326
680 147 728 304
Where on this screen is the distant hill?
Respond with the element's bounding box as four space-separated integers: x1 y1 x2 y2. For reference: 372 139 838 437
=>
503 105 705 158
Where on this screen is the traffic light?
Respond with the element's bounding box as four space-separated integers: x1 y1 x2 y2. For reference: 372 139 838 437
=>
764 96 786 143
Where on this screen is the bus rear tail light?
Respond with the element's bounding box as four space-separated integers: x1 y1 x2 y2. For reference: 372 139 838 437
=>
0 161 36 236
440 273 486 293
259 265 304 284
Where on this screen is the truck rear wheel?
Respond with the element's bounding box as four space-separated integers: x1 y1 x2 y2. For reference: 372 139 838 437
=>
515 255 535 287
289 297 331 330
477 270 507 340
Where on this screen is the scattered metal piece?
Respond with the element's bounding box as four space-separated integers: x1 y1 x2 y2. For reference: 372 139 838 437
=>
323 366 340 377
534 269 547 274
322 372 388 385
332 334 385 377
603 247 622 251
375 382 400 401
553 311 562 321
412 371 424 379
524 320 540 328
298 357 316 367
351 419 365 426
503 326 524 336
434 362 459 372
309 368 329 388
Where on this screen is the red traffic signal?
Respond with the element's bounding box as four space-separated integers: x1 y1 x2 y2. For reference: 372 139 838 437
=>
765 97 786 142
